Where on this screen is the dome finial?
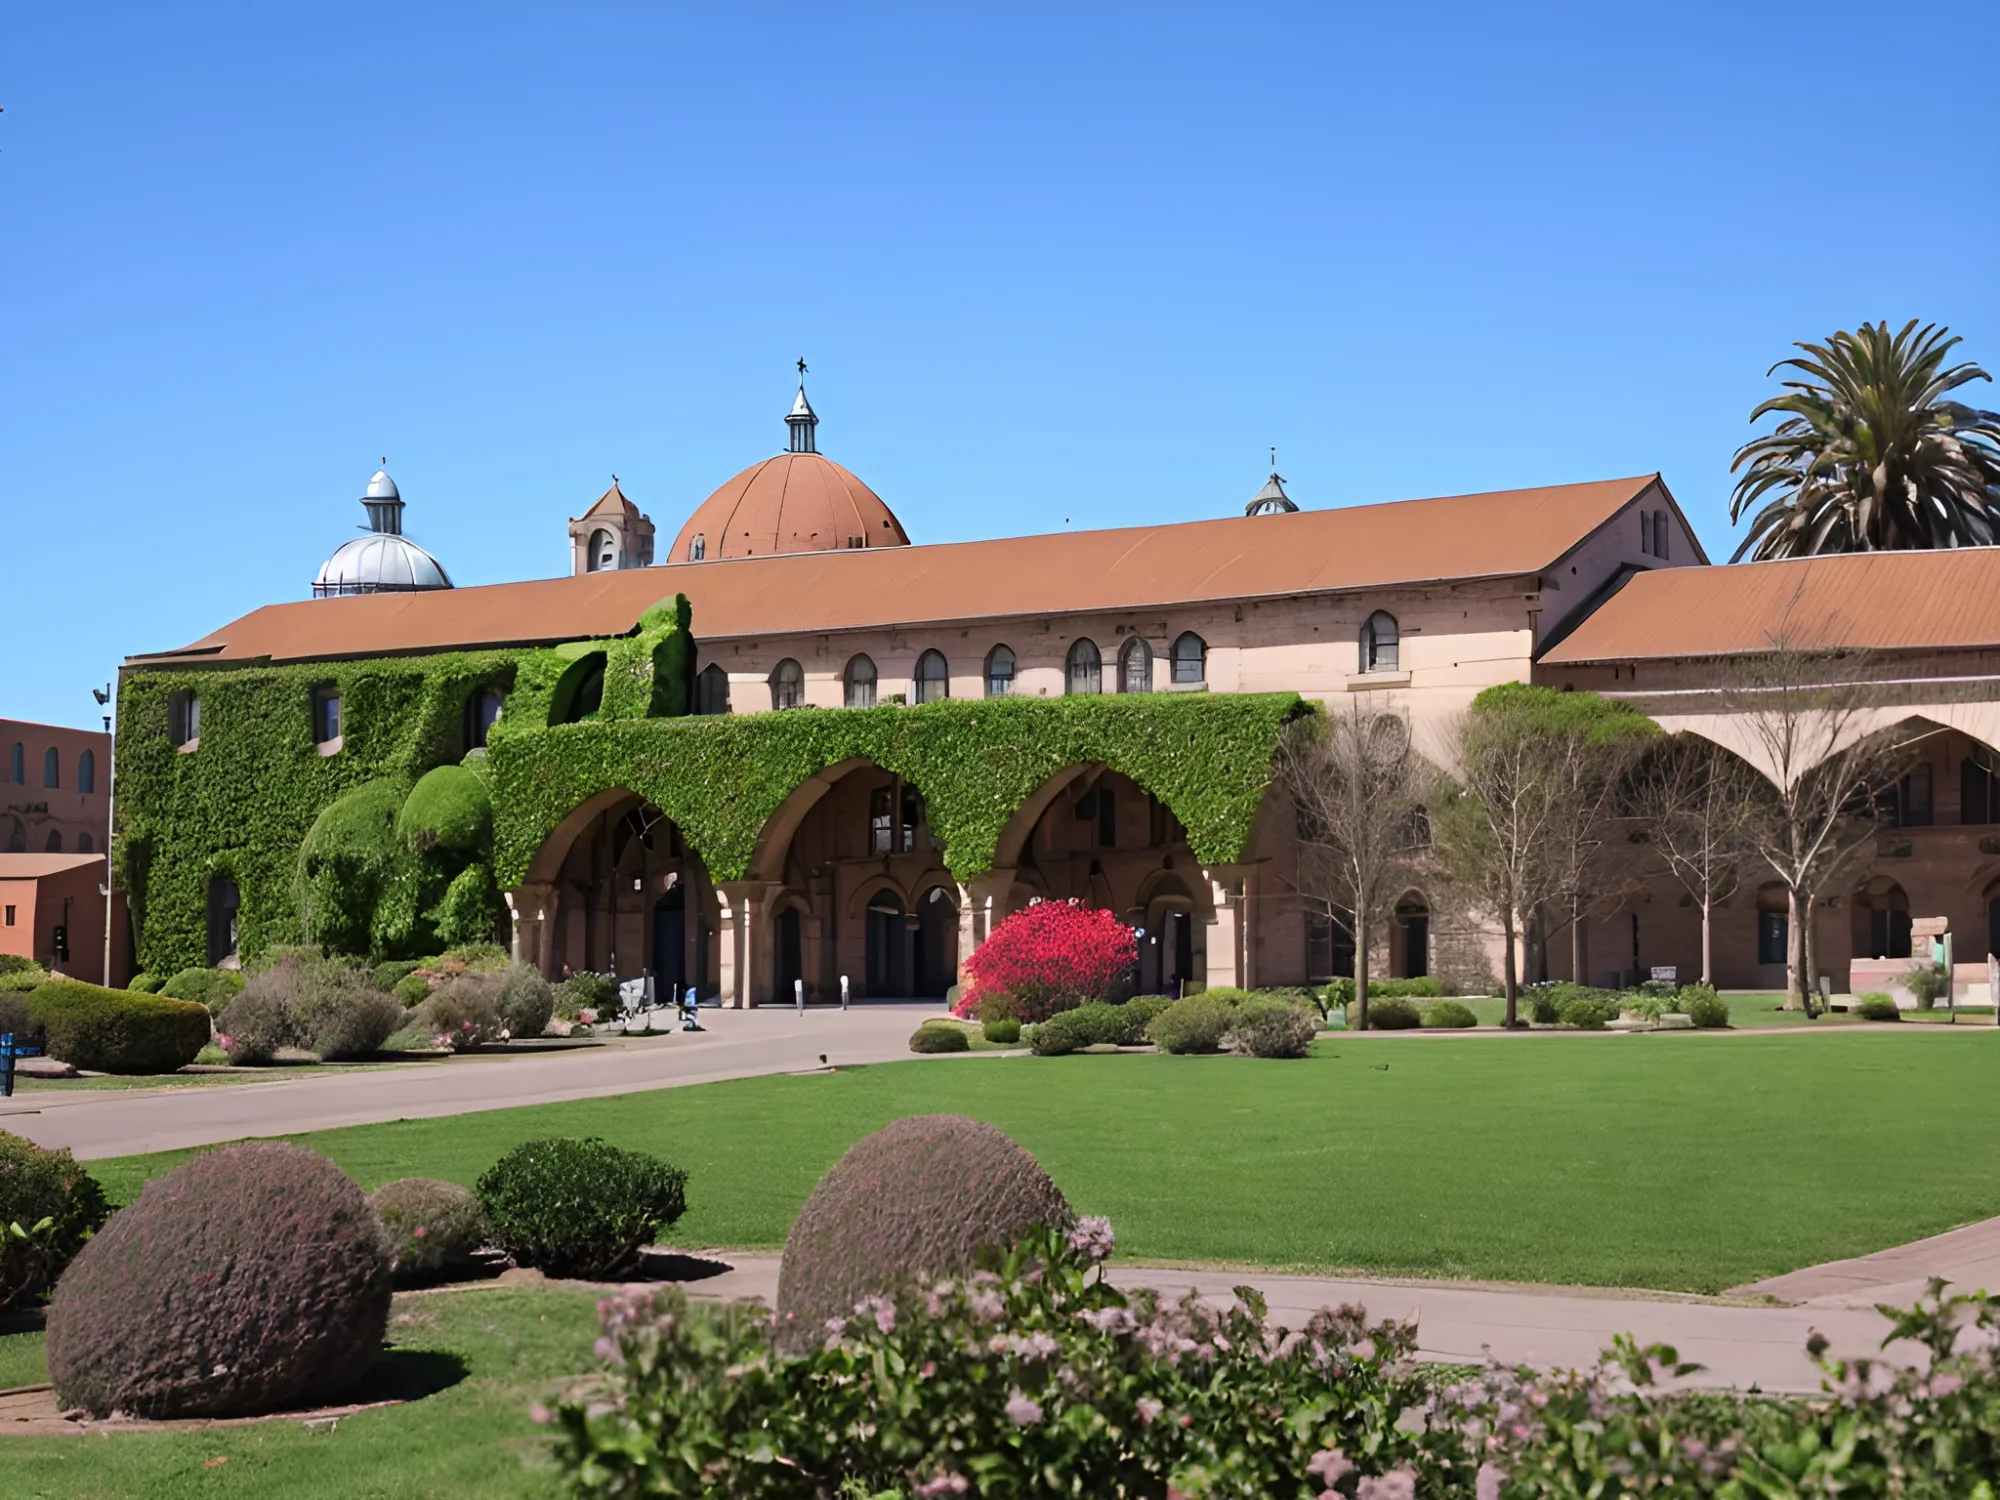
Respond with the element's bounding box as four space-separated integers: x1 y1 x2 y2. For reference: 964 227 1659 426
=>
362 464 405 534
1245 450 1298 516
787 359 819 454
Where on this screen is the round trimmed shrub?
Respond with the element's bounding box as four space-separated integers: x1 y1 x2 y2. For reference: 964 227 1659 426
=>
1422 1000 1479 1029
1229 996 1320 1057
554 970 619 1019
28 981 209 1074
1855 992 1902 1022
302 979 403 1060
477 1138 687 1279
0 1130 109 1310
982 1015 1022 1044
775 1115 1071 1351
125 971 165 994
1365 996 1422 1030
426 972 505 1050
396 764 494 855
1147 993 1236 1053
45 1143 392 1418
160 967 245 1014
1681 985 1730 1028
909 1021 971 1054
1029 1008 1094 1055
1561 995 1619 1030
1111 993 1174 1044
496 963 554 1039
369 1178 490 1283
217 980 297 1064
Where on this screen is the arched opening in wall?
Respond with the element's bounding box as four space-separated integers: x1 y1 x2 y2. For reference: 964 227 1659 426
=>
985 645 1015 698
207 876 240 967
44 831 61 852
587 528 616 572
464 687 505 750
1118 637 1152 694
914 650 949 704
550 653 607 725
3 818 22 853
1985 877 2000 962
1756 884 1790 967
77 749 95 795
844 655 877 709
865 891 909 997
523 790 715 996
1361 612 1399 673
1853 877 1912 960
43 747 59 789
6 743 20 783
78 831 93 854
1392 893 1430 978
769 659 805 710
1171 632 1206 685
1066 639 1101 695
915 885 958 997
696 664 732 715
1137 873 1197 995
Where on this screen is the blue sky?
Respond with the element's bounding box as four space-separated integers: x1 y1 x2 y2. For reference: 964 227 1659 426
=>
4 3 1995 728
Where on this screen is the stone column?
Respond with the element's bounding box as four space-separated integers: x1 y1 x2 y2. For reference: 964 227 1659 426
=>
957 869 1016 984
1201 866 1248 991
513 882 559 977
717 881 778 1008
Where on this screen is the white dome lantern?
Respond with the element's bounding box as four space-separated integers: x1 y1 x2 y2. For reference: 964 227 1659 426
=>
312 467 455 598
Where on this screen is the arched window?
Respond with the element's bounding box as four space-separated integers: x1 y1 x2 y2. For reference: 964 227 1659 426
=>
311 685 342 748
168 690 200 749
7 744 20 782
42 747 59 788
45 830 62 853
1171 632 1206 685
1066 639 1102 695
1361 611 1400 673
587 527 617 572
844 655 877 709
554 655 606 724
3 818 22 852
464 687 505 749
688 533 706 562
76 749 95 795
1118 637 1153 694
914 650 949 704
985 645 1015 698
770 658 805 710
78 831 94 854
696 664 732 715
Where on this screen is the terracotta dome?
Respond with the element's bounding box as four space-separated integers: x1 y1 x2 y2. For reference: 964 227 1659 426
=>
667 375 911 563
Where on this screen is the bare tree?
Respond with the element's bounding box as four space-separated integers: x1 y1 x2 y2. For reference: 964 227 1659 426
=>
1725 615 1907 1012
1434 684 1658 1024
1274 701 1432 1030
1626 734 1764 985
1540 720 1660 987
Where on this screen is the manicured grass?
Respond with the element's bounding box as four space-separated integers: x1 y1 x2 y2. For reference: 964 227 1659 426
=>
0 1287 595 1499
88 1031 2000 1294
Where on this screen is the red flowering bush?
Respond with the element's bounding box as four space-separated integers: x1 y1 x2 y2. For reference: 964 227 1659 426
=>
956 900 1136 1021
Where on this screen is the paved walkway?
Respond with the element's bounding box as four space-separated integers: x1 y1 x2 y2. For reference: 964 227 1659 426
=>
1732 1213 2000 1311
0 1005 942 1160
678 1251 1943 1395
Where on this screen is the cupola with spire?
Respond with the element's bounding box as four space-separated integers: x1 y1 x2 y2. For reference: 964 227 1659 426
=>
1245 450 1299 516
313 464 454 597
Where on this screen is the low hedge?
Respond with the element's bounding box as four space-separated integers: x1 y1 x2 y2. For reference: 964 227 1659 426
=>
477 1137 688 1278
909 1022 970 1054
27 981 210 1074
1147 992 1237 1054
1421 999 1479 1029
0 963 48 996
1227 996 1318 1057
1363 996 1422 1030
981 1016 1022 1044
1560 995 1620 1030
1680 984 1729 1028
1322 976 1443 1009
1854 992 1902 1022
159 967 245 1014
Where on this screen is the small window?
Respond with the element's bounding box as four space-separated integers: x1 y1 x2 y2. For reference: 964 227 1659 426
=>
1896 764 1934 828
312 686 342 747
44 830 62 852
464 687 505 749
1170 632 1206 685
914 650 949 704
770 658 805 710
587 527 616 572
7 744 19 782
1962 751 1998 826
901 784 924 852
696 664 732 715
42 747 59 788
844 655 877 709
77 749 95 795
869 785 894 854
985 645 1015 698
1757 908 1788 965
1066 639 1101 695
1361 612 1399 673
78 831 94 854
3 905 12 926
688 533 706 562
1119 637 1152 694
168 690 201 749
207 876 240 966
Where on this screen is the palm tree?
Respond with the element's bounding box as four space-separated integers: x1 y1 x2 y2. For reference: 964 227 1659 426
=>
1728 320 2000 560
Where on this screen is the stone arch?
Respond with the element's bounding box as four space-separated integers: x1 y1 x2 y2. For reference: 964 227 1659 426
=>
549 651 608 726
845 870 910 920
745 757 925 885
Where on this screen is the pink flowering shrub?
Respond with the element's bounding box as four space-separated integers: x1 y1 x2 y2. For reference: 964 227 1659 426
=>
956 900 1137 1021
546 1235 2000 1498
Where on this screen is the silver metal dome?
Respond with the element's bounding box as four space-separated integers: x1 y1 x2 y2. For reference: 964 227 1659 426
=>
364 469 401 501
313 533 453 596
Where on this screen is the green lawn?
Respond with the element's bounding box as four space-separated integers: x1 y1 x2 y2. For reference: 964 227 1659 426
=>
0 1287 595 1498
85 1030 2000 1295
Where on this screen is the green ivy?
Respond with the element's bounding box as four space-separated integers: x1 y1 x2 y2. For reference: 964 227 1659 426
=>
116 591 1302 973
485 691 1307 888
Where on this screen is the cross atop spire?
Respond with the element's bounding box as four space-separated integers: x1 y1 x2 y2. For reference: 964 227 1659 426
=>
786 359 819 453
1245 451 1298 516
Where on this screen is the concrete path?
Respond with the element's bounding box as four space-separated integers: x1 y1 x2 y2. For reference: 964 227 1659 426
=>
0 1005 943 1160
674 1252 1910 1395
1732 1213 2000 1311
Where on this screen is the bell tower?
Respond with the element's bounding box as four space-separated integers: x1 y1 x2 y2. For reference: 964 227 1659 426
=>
569 477 656 576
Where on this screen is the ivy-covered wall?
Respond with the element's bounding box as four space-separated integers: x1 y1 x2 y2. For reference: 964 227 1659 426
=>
116 587 1302 975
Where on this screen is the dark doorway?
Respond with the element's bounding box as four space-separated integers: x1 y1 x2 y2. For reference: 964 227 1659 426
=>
652 887 686 1002
865 894 908 996
1396 898 1430 979
914 887 957 996
1869 907 1913 961
775 905 803 1002
206 877 240 967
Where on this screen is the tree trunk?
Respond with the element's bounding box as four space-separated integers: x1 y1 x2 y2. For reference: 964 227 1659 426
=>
1784 886 1804 1011
1354 906 1370 1032
1570 893 1584 986
1699 899 1712 987
1802 889 1820 1018
1503 913 1519 1028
